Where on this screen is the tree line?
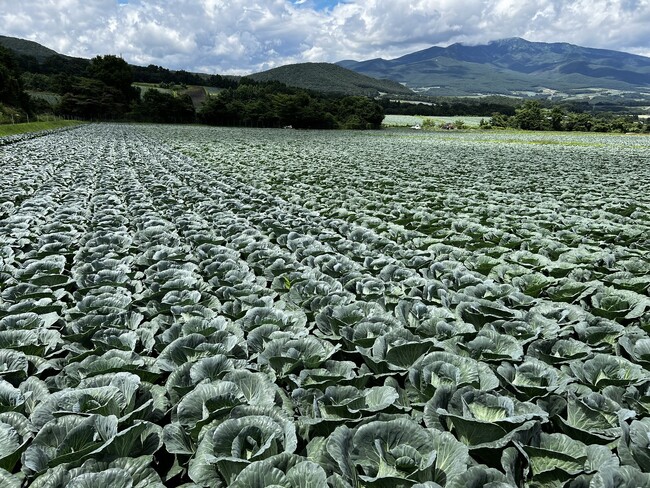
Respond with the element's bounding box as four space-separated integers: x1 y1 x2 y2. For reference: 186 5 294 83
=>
380 97 518 117
2 48 384 129
198 80 384 129
2 44 647 133
486 100 649 133
381 98 648 134
0 46 31 122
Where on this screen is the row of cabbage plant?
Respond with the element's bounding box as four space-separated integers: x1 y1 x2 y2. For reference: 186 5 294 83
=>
0 123 649 487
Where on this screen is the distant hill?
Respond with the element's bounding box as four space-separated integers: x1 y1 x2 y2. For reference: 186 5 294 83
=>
0 35 91 76
338 38 650 98
0 36 405 98
248 62 413 96
0 35 63 60
0 35 235 90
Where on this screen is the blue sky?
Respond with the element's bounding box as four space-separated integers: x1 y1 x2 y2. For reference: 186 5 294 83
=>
1 0 649 74
297 0 343 9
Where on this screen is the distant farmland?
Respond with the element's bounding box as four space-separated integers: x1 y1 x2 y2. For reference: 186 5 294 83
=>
133 82 223 107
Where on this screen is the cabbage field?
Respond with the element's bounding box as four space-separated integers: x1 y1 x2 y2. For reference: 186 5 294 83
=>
1 124 649 487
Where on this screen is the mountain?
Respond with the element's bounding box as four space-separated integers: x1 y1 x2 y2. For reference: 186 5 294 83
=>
0 35 95 77
0 35 411 98
337 38 650 97
6 34 649 101
248 62 412 96
0 35 63 60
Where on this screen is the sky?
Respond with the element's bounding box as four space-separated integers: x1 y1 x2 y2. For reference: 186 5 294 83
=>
1 0 649 75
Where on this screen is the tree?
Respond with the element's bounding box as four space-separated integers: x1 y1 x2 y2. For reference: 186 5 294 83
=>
338 96 384 129
514 100 546 130
550 106 565 131
56 77 125 119
199 92 240 126
87 55 137 101
490 112 511 128
0 45 30 112
563 112 593 132
132 89 195 123
199 78 383 130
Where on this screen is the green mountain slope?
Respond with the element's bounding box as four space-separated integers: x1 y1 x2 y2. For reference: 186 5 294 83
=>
338 38 650 97
248 62 412 96
0 35 62 60
1 36 404 98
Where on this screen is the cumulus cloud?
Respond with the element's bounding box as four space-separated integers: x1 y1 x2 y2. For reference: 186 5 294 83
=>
0 0 648 73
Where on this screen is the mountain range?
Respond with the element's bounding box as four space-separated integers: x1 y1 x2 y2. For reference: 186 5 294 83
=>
0 35 409 98
337 38 650 98
3 34 650 101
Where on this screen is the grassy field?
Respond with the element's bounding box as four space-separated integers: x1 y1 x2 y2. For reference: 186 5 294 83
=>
0 119 83 137
133 82 213 106
383 114 487 127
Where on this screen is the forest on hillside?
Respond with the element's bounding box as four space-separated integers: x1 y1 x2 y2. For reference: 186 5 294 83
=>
1 43 648 133
0 46 384 129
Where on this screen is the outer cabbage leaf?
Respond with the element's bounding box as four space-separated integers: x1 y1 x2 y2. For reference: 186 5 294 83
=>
590 289 649 321
407 351 499 403
555 393 634 445
0 468 22 488
496 358 570 400
618 417 650 472
258 336 339 376
0 379 26 414
527 338 591 365
326 418 438 486
454 327 524 362
188 406 297 487
60 350 159 386
315 302 386 339
522 432 617 485
303 385 405 422
445 465 512 488
456 298 518 328
29 456 164 488
229 453 328 488
21 414 118 475
287 360 369 390
589 465 650 488
0 411 32 471
436 386 548 449
30 386 128 430
569 354 649 389
356 328 436 374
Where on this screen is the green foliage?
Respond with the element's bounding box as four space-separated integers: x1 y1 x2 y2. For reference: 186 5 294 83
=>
56 78 129 120
0 120 82 137
199 80 384 129
514 100 547 130
87 55 135 100
381 97 518 117
0 46 30 113
2 124 650 486
489 112 511 128
422 118 437 129
453 119 466 129
490 102 646 133
131 65 238 88
131 90 195 124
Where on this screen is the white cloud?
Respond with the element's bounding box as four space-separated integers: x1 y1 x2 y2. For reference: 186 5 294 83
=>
0 0 648 73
